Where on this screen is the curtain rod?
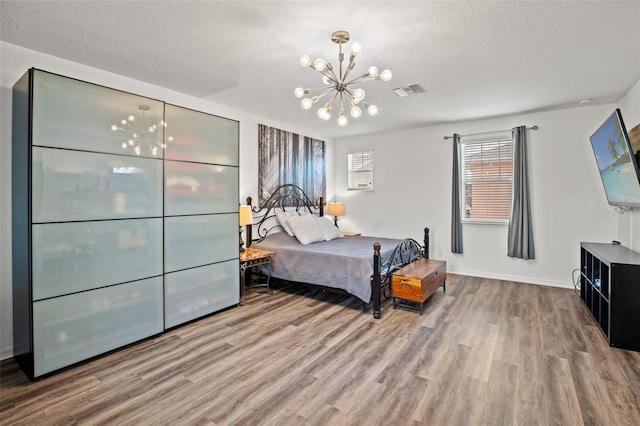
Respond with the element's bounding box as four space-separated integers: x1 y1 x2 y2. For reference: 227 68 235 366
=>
443 125 538 140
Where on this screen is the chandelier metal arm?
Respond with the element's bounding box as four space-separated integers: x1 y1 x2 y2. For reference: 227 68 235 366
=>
321 68 339 85
343 88 362 109
345 74 373 86
317 87 337 100
326 91 339 111
342 57 357 82
307 84 335 93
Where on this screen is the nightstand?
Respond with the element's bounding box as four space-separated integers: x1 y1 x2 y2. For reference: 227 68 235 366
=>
239 247 275 305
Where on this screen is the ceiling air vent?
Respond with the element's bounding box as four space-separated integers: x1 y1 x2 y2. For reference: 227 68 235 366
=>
393 84 425 98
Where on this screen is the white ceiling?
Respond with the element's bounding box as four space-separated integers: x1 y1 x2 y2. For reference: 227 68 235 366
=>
1 1 639 138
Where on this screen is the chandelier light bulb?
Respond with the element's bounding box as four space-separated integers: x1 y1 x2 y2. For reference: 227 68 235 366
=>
337 113 348 127
300 55 311 67
322 75 331 85
128 115 135 122
134 145 141 155
353 88 366 102
301 98 313 109
351 42 362 55
367 104 378 116
368 66 379 77
128 139 135 146
111 124 119 131
350 106 362 118
313 58 327 71
294 87 306 98
317 107 331 121
380 69 393 81
121 142 127 149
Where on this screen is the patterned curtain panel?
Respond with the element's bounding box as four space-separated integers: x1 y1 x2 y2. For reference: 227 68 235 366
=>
258 124 326 206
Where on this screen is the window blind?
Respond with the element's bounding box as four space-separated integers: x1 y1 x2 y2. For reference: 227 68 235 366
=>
461 139 513 220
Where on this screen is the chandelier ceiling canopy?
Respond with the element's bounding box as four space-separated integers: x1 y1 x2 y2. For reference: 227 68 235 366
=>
295 30 392 127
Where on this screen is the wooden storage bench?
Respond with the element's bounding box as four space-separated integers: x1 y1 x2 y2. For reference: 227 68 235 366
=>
391 259 446 314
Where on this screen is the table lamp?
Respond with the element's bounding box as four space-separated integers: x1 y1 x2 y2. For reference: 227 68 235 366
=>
239 204 254 252
327 202 345 228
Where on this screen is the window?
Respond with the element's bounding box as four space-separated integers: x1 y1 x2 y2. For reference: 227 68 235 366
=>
348 151 373 190
461 138 513 222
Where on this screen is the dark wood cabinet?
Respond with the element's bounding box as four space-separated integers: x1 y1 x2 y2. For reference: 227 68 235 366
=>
580 242 640 351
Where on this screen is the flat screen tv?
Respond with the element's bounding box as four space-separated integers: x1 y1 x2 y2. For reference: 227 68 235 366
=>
589 109 640 207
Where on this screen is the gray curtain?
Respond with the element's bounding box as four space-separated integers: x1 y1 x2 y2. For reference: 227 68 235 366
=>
451 133 463 253
508 126 535 259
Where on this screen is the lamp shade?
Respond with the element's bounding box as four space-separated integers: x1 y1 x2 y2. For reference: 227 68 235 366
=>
327 202 345 217
239 205 254 226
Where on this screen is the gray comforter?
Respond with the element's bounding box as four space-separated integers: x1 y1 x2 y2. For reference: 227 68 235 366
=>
253 232 402 303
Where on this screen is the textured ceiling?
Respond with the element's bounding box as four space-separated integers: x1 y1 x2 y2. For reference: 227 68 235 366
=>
1 0 639 138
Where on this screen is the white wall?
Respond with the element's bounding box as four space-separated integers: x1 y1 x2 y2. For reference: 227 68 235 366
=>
333 103 638 289
0 42 334 360
617 79 640 250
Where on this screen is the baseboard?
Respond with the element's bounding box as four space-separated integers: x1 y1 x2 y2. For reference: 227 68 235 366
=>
1 346 14 362
447 268 574 289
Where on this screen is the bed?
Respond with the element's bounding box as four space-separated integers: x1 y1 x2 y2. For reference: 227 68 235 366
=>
244 184 429 319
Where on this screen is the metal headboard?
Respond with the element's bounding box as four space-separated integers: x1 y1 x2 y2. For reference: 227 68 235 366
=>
246 184 324 244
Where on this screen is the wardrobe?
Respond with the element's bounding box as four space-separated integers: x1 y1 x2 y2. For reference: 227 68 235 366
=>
12 69 239 379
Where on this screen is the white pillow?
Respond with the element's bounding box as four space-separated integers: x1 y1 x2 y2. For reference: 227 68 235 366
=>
315 216 344 241
275 210 295 236
287 213 324 245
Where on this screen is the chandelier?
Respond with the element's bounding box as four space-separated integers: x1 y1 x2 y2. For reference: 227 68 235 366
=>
295 30 392 127
111 105 166 156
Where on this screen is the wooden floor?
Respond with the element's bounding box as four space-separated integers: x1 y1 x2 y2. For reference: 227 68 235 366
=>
2 274 640 425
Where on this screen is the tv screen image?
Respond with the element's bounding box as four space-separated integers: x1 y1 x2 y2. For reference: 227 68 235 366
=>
589 109 640 207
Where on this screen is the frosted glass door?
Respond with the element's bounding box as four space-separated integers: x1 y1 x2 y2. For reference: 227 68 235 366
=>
164 104 238 165
164 213 238 273
33 277 163 377
165 260 239 328
33 218 163 300
32 70 164 158
164 161 238 216
32 147 163 222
